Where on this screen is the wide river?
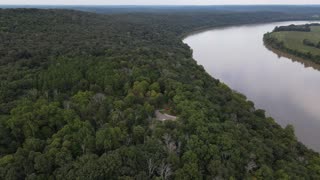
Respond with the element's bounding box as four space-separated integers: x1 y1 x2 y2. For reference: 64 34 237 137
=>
183 21 320 152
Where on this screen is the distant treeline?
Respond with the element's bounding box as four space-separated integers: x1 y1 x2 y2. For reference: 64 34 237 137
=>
273 23 320 32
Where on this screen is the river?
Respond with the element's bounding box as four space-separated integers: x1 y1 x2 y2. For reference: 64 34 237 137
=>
183 21 320 152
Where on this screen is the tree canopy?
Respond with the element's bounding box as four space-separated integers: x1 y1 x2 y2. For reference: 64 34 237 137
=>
0 8 320 179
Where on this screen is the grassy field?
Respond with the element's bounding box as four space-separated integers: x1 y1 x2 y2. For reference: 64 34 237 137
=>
269 25 320 56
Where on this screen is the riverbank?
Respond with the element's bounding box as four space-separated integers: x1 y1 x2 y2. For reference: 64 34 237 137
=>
264 36 320 64
180 19 320 40
264 43 320 71
184 21 320 152
263 24 320 65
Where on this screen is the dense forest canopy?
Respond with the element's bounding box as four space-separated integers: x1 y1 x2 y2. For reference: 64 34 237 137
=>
1 7 320 179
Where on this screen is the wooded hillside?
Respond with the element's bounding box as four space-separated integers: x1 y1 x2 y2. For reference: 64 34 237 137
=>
0 8 320 179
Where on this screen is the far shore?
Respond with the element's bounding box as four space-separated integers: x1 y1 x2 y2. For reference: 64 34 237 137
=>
264 43 320 71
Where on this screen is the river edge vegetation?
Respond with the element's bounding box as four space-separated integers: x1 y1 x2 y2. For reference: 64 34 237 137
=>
1 7 320 179
264 23 320 64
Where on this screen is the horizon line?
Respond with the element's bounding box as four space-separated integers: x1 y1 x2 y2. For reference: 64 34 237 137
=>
1 4 320 6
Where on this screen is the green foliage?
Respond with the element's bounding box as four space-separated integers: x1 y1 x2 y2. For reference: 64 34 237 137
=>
264 24 320 64
0 8 319 179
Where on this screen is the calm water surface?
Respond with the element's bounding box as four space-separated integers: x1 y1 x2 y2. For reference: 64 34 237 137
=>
183 21 320 151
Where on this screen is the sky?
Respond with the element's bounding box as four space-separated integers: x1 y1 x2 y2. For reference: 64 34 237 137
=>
1 0 320 5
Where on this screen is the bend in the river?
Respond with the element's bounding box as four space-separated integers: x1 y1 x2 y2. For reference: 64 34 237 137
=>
183 21 320 152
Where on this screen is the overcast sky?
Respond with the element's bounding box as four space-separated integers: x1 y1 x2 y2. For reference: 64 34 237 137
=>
0 0 319 5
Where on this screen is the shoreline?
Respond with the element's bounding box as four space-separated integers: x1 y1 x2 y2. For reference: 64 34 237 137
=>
180 19 320 40
184 21 320 152
264 42 320 71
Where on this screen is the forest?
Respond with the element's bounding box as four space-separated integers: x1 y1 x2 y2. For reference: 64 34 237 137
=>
273 24 312 32
1 7 320 179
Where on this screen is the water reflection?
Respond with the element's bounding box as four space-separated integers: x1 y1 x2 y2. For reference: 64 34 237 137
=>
265 44 320 71
183 21 320 151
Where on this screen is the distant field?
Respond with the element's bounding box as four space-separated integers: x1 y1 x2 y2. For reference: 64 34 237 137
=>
269 25 320 56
